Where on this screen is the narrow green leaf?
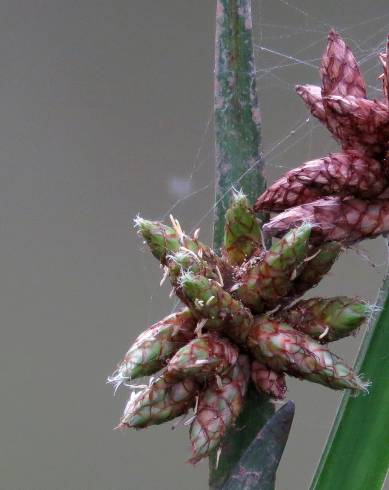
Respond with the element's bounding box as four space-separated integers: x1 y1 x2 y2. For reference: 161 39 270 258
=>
211 1 277 488
222 401 295 490
311 241 389 490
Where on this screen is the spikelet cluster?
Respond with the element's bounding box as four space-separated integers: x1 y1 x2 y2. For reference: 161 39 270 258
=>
255 31 389 244
109 190 370 463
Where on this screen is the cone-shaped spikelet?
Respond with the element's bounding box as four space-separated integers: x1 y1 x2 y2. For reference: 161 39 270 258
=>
255 151 387 212
256 31 389 242
379 36 389 101
284 297 370 342
137 216 233 285
120 372 198 428
135 217 183 265
263 196 389 244
166 333 238 381
247 316 368 392
108 309 196 387
290 242 341 297
189 355 250 464
324 96 389 153
251 361 287 400
179 273 253 341
320 30 366 99
234 224 311 310
295 84 326 124
254 174 323 212
224 191 262 266
167 249 220 291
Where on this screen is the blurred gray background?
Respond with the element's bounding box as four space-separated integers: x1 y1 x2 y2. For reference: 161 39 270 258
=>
1 1 388 489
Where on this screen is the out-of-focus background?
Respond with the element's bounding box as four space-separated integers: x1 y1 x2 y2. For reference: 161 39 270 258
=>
1 1 388 489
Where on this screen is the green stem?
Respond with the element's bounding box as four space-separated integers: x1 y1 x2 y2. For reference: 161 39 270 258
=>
213 0 266 253
310 240 389 490
210 1 274 488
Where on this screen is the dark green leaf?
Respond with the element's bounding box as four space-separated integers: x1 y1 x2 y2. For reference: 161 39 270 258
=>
311 241 389 490
222 401 295 490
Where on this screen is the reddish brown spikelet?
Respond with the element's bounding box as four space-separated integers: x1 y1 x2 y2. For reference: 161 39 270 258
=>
179 273 254 342
120 373 198 428
247 316 367 392
324 95 389 153
251 361 286 400
111 309 196 384
255 151 387 212
379 35 389 102
283 296 369 342
290 242 342 297
320 30 366 99
263 196 389 244
295 84 326 124
234 224 311 310
166 333 238 381
254 174 323 212
189 355 250 463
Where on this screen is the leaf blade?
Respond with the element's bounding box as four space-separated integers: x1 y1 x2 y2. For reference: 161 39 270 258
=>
222 401 295 490
311 241 389 490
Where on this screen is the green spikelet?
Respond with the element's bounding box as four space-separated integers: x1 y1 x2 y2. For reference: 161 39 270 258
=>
189 355 250 463
179 273 253 343
135 217 183 264
109 309 196 386
120 372 198 429
136 217 233 285
291 241 342 297
285 297 370 342
251 360 287 400
166 333 238 381
224 191 262 266
247 316 368 392
167 249 220 289
234 224 311 311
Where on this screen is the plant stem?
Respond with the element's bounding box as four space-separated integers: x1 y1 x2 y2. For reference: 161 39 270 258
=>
210 1 274 488
213 0 266 253
310 239 389 490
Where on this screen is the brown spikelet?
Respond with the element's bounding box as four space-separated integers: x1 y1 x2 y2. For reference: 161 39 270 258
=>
166 333 239 381
251 361 287 399
290 242 342 297
254 174 323 212
320 30 366 99
295 84 326 124
263 196 389 244
324 95 389 153
189 355 250 463
120 373 198 429
379 35 389 102
255 151 387 212
247 316 367 392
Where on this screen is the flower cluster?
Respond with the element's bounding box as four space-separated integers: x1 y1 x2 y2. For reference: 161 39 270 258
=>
109 191 369 463
255 31 389 244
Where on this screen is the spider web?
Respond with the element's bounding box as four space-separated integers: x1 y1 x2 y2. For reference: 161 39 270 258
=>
137 2 389 329
161 5 389 223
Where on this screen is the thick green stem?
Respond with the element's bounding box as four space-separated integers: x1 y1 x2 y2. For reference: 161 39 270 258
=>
310 240 389 490
210 1 275 488
213 0 266 253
